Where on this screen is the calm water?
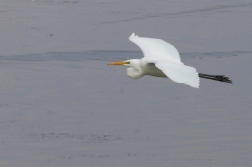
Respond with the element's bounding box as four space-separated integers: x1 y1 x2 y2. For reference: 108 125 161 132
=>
0 1 252 167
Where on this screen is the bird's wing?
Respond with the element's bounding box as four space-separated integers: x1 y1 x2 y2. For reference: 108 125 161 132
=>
129 33 181 61
150 60 200 88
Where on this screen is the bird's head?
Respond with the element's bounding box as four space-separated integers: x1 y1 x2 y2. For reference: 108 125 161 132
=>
108 59 143 79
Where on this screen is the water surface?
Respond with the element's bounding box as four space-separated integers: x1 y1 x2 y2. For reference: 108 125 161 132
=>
0 0 252 167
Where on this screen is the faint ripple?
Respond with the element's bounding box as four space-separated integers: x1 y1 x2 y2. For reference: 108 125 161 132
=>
24 133 150 143
0 50 251 63
99 2 252 24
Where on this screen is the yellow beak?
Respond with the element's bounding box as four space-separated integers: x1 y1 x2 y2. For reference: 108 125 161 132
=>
107 61 125 66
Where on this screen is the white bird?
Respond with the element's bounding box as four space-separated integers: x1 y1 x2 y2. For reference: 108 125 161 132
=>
108 33 232 88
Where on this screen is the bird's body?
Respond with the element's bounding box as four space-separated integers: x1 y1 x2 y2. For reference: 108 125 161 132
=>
125 58 166 79
108 33 232 88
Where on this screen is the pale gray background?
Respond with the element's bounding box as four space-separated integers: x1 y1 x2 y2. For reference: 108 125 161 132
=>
0 0 251 167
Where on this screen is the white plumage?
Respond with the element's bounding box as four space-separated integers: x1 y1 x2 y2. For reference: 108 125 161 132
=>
108 33 200 88
129 33 181 62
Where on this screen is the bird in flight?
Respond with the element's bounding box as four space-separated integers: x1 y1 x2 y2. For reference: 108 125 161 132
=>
108 33 232 88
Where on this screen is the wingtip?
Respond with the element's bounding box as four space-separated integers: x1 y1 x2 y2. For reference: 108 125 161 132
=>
192 83 200 88
129 32 138 39
191 79 200 88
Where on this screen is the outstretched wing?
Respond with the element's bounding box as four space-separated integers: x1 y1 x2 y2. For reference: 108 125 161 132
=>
129 32 199 88
150 60 200 88
129 33 181 61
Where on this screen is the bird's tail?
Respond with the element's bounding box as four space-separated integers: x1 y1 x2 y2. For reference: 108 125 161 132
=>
199 73 232 84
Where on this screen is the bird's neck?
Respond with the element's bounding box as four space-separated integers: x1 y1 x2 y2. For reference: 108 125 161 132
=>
126 59 144 79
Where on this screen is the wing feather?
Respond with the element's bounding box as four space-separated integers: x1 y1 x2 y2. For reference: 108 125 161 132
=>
129 33 199 88
153 60 200 88
129 33 181 61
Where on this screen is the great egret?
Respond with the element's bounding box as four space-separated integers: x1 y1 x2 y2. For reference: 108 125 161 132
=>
108 33 232 88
